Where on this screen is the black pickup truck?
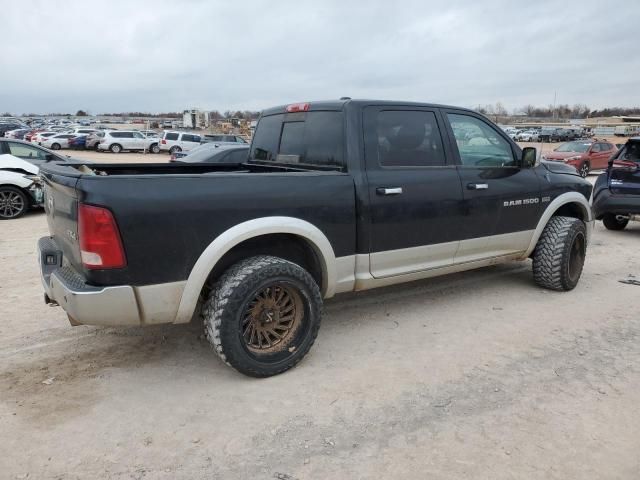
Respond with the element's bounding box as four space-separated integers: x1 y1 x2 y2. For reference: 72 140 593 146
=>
38 99 594 377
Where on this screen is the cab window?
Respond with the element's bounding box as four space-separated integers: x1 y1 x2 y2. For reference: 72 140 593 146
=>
447 114 515 167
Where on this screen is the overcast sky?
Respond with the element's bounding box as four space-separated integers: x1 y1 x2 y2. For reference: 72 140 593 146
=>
2 0 639 115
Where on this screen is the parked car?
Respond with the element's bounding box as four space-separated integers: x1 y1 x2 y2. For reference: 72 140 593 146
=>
159 131 201 154
31 132 57 145
97 130 160 153
173 144 249 163
65 128 100 137
85 131 105 150
539 128 561 143
542 140 617 177
0 138 77 166
68 136 87 150
515 130 539 142
0 154 43 219
41 133 76 150
38 99 593 377
592 137 640 230
0 123 26 137
202 134 248 144
4 128 31 139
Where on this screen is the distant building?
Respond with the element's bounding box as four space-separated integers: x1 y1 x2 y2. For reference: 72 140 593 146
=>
183 109 209 129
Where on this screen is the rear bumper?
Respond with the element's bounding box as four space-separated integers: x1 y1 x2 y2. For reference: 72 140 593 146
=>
38 237 186 327
592 189 640 219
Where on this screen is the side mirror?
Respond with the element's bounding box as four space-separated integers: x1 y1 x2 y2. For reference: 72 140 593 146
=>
521 147 536 168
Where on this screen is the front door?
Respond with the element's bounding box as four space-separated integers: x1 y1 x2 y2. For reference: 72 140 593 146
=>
364 106 465 278
442 111 542 262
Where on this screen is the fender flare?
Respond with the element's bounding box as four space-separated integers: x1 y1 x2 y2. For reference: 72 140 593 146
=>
174 216 337 323
523 192 593 258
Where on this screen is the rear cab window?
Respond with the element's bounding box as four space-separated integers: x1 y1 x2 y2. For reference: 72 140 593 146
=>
249 110 344 169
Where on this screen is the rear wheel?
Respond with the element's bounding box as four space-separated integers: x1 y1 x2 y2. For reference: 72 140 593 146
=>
533 216 586 291
110 143 122 153
602 213 628 231
578 162 590 178
203 255 322 377
169 146 182 154
0 186 29 219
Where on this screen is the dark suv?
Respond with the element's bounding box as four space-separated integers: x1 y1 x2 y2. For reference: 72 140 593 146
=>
593 137 640 230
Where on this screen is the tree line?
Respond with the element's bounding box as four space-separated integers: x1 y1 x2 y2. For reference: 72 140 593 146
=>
476 103 640 119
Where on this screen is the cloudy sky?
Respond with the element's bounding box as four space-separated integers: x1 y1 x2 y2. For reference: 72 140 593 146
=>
2 0 639 114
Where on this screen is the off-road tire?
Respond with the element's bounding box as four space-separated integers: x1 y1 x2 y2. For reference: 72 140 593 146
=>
203 255 322 377
110 143 122 153
533 216 587 291
602 213 628 231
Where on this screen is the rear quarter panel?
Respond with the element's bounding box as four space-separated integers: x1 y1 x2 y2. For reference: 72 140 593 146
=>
77 172 356 286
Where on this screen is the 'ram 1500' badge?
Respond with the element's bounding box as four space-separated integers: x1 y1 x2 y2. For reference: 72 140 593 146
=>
503 198 540 207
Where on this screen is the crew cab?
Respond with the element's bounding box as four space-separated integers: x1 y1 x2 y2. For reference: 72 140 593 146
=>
592 137 640 230
38 99 594 377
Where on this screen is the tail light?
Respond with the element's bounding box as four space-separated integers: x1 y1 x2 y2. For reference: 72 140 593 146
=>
78 204 126 269
161 139 166 144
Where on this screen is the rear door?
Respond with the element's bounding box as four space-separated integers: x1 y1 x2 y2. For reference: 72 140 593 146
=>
442 111 541 262
363 106 465 278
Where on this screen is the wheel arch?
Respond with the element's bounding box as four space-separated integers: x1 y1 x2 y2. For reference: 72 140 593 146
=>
523 192 593 258
174 216 337 323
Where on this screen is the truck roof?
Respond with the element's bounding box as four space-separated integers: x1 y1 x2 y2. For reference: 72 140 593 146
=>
261 99 476 116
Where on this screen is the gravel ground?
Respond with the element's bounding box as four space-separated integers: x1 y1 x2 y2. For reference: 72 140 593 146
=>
1 171 640 479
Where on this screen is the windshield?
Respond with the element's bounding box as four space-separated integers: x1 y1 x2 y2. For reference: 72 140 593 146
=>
555 142 590 153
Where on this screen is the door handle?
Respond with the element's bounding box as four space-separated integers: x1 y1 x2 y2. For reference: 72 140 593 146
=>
467 183 489 190
376 187 403 195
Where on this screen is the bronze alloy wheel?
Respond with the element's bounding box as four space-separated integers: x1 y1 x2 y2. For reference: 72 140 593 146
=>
242 283 303 354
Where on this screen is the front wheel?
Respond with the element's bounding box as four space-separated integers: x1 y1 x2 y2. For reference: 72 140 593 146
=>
0 186 29 219
203 256 322 377
51 143 61 150
150 143 160 154
602 213 628 231
533 216 587 291
578 162 590 178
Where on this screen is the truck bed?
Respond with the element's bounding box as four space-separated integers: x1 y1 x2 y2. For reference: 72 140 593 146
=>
39 161 356 288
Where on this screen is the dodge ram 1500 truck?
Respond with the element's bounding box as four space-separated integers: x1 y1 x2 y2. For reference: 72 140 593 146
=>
38 99 594 377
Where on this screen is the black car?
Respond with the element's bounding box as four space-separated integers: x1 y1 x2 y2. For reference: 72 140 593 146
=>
174 144 249 163
593 137 640 230
0 138 74 166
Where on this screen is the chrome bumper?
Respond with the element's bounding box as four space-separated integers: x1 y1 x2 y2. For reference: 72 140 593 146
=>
38 237 185 327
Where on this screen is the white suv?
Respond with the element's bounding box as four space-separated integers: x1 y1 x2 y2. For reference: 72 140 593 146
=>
98 130 160 153
159 131 201 154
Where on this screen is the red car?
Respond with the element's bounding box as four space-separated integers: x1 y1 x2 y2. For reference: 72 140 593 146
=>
543 140 617 177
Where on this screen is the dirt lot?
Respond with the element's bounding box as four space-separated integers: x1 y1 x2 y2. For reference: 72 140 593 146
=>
2 159 640 479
